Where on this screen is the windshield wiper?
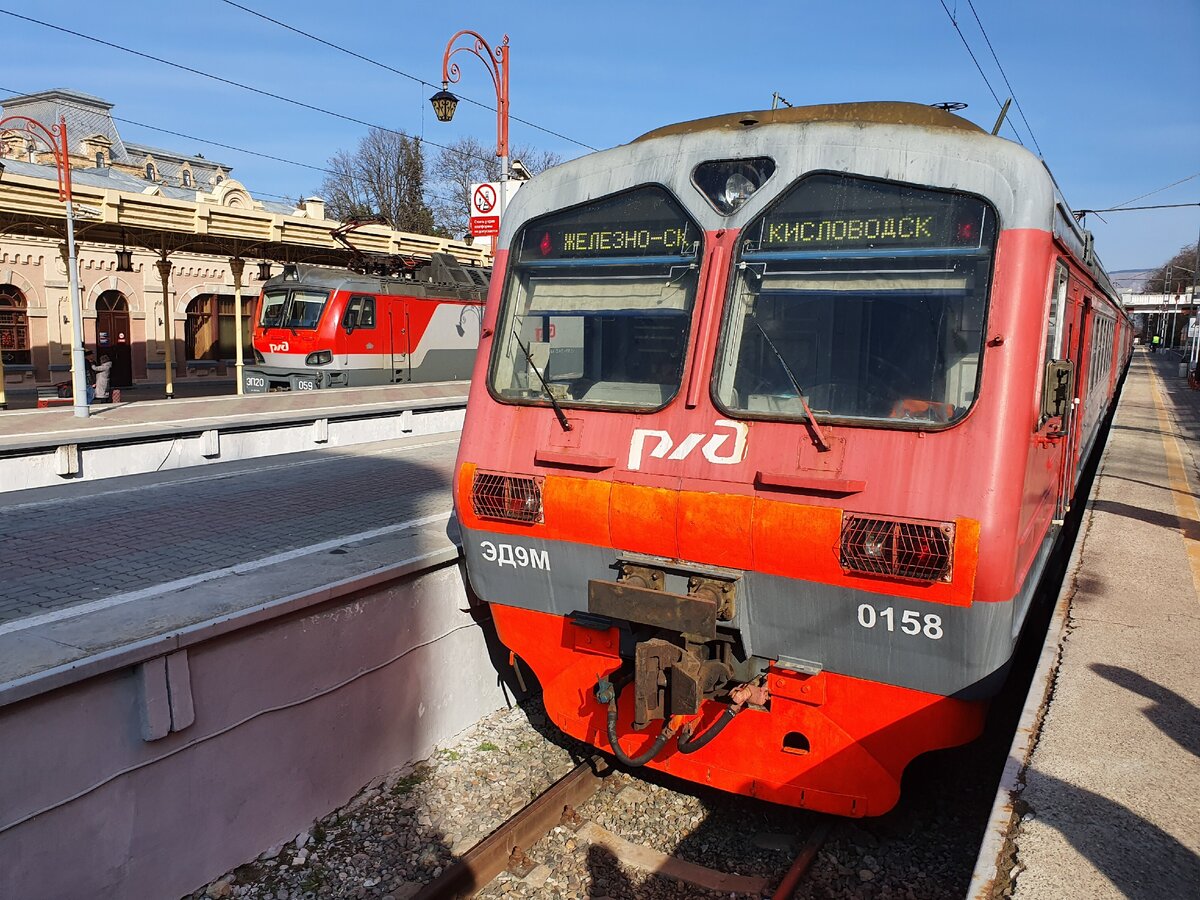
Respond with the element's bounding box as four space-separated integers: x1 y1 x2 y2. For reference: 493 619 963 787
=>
752 318 830 451
512 329 572 432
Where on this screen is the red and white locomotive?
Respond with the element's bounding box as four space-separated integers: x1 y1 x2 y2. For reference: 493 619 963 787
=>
454 103 1131 815
244 253 488 392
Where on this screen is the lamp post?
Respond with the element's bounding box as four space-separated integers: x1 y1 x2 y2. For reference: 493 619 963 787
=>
431 30 510 188
1168 264 1195 351
0 115 88 417
156 255 175 399
230 257 246 395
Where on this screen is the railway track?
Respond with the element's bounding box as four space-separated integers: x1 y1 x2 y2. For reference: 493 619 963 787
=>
412 756 830 899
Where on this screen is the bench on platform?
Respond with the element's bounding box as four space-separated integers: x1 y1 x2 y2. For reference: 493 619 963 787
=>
186 360 220 376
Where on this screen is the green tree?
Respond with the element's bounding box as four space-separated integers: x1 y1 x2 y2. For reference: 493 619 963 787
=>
319 128 435 234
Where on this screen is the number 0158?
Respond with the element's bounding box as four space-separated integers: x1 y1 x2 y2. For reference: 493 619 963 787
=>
857 604 944 640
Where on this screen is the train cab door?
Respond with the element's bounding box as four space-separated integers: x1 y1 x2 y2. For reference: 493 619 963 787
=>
1057 292 1090 519
388 300 411 383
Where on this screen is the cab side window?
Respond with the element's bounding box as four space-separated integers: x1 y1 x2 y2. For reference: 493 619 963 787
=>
343 295 376 330
1046 261 1068 364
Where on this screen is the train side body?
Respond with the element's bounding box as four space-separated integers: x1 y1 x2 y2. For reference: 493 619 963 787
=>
244 254 488 392
454 103 1131 815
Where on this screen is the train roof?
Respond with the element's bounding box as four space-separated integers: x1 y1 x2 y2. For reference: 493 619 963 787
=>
261 252 489 300
504 101 1122 310
632 102 986 142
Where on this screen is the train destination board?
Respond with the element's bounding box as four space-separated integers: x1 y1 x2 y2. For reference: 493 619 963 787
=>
757 206 987 252
519 186 699 261
752 173 992 253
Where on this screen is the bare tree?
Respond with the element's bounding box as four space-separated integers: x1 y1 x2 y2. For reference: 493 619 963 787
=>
429 136 563 237
1146 241 1200 293
319 128 435 234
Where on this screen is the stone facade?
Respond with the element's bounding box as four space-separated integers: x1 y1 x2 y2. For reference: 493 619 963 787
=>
0 89 481 391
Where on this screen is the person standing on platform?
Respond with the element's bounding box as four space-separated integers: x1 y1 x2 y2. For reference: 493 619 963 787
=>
1151 334 1161 353
83 349 97 404
94 354 113 404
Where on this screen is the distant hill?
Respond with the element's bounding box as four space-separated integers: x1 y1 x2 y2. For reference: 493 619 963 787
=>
1110 269 1154 293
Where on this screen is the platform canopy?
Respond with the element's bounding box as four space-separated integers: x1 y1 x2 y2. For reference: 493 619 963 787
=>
0 164 486 268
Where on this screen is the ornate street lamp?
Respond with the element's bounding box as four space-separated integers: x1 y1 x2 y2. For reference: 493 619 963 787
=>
0 114 88 417
115 231 133 272
429 87 459 123
431 30 510 182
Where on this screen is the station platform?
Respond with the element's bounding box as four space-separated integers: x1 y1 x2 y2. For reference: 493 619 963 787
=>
0 430 462 706
0 381 468 453
980 349 1200 898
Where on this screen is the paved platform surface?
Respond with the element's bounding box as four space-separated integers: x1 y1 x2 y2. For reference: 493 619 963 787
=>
0 431 463 701
1011 349 1200 899
0 381 468 452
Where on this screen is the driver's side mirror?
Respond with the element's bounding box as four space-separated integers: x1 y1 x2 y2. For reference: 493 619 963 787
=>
1042 359 1074 421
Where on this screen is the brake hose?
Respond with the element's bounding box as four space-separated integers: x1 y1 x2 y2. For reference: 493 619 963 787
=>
595 677 676 767
676 704 741 753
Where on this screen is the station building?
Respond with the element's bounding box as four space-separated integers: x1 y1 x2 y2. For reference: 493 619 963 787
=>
0 89 482 392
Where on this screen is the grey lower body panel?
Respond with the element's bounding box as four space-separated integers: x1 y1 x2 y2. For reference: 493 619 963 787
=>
460 526 1060 698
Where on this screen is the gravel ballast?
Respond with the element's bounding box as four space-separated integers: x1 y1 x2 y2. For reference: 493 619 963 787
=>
188 691 1013 900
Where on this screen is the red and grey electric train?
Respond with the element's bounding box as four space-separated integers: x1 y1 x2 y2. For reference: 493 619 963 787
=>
454 103 1131 816
244 253 488 392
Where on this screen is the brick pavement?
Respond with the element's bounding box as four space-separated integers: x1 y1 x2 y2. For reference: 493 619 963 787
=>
0 437 460 623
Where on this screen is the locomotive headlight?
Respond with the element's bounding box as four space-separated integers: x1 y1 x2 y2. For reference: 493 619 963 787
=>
305 350 332 366
724 173 756 210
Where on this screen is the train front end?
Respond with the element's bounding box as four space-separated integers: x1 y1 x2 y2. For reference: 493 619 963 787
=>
455 104 1056 815
245 269 345 393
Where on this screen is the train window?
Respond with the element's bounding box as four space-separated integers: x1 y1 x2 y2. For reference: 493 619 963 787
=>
259 291 287 326
259 288 330 329
1046 262 1069 364
343 296 376 331
490 186 702 410
714 173 997 427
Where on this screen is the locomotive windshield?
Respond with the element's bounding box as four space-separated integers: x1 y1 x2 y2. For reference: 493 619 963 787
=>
714 173 997 426
259 288 330 330
490 186 701 410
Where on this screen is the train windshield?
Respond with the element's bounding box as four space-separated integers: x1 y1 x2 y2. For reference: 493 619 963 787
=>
490 186 702 410
715 173 997 426
258 288 330 329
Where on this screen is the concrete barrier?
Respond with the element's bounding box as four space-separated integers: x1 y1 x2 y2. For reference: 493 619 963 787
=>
0 558 510 900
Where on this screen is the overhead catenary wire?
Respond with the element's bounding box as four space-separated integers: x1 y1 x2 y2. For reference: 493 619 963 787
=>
0 85 466 209
935 0 1026 147
965 0 1043 157
0 8 495 169
218 0 598 153
1106 172 1200 211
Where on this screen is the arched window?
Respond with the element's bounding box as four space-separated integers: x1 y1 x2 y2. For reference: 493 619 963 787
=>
96 291 128 313
182 170 193 187
145 163 156 181
95 151 104 168
0 287 30 366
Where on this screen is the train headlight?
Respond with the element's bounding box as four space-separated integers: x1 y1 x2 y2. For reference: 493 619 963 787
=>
840 514 954 583
305 350 332 366
724 173 756 210
692 157 776 214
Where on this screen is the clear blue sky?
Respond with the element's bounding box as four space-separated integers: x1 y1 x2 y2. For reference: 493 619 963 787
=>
2 0 1196 272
